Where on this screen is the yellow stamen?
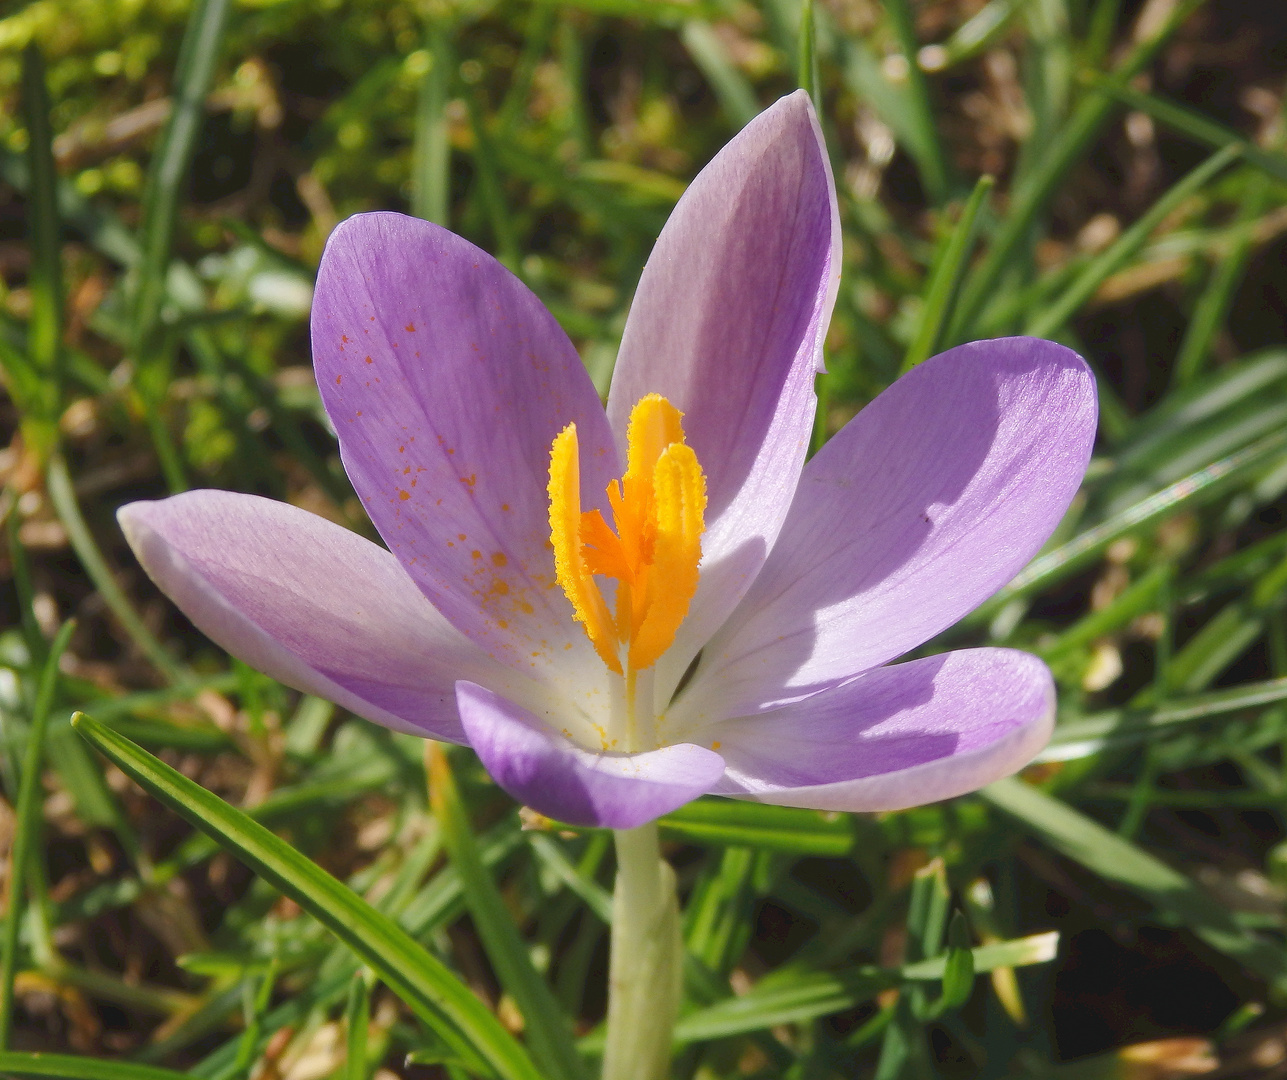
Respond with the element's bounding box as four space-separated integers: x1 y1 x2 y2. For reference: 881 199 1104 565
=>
630 441 705 670
547 395 707 674
548 424 622 674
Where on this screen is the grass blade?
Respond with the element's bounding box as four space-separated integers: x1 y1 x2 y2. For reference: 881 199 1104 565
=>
1025 143 1241 338
1113 350 1287 472
499 5 556 132
663 798 854 855
1038 562 1172 660
531 0 720 20
45 454 184 684
982 777 1287 981
1171 170 1270 387
132 0 232 363
0 1054 193 1080
344 971 371 1080
427 745 589 1080
797 0 820 111
620 933 1057 1047
131 0 232 492
674 968 894 1044
8 509 46 670
527 834 613 923
72 713 543 1080
682 21 760 129
466 92 521 271
1041 677 1287 761
20 44 62 455
918 0 1032 72
902 174 994 371
684 847 758 975
882 0 952 203
1094 77 1287 183
949 0 1207 340
412 23 453 227
902 932 1059 978
0 621 74 1051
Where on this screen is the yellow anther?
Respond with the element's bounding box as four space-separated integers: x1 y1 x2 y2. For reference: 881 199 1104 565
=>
626 395 685 488
547 396 706 674
548 424 622 674
629 440 705 670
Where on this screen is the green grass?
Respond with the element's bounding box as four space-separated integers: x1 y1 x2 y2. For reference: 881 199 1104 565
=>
0 0 1285 1076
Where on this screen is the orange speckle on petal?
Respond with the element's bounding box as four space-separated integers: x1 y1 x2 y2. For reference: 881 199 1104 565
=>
458 533 467 541
712 741 722 750
461 474 476 488
335 374 342 385
341 334 350 343
491 552 508 567
471 550 482 560
405 322 416 332
398 490 411 501
365 355 373 364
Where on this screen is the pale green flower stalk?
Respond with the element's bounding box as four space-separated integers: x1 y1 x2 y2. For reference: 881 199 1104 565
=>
604 824 682 1080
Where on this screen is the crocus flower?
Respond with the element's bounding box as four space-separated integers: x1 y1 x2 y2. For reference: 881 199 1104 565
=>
119 91 1096 830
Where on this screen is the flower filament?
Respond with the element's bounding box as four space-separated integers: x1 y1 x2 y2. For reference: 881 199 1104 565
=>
548 394 707 684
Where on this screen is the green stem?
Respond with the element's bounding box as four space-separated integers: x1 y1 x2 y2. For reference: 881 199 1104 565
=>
0 620 74 1050
412 22 453 227
602 823 681 1080
46 454 186 684
797 0 819 112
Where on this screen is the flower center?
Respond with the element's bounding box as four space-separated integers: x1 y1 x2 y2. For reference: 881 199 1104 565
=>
547 394 707 679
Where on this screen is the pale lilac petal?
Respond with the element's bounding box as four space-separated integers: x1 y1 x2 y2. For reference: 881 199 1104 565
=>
606 90 841 699
706 649 1053 811
118 490 534 742
683 338 1096 720
312 212 618 677
457 682 725 828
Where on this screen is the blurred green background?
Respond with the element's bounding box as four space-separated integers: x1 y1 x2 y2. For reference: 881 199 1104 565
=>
1 0 1287 1076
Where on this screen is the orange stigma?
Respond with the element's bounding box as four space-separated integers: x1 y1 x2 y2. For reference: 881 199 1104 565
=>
547 395 707 675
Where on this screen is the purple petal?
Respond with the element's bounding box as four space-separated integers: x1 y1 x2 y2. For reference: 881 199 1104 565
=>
684 338 1096 719
606 91 841 697
707 649 1053 811
457 681 725 828
312 212 618 677
118 490 531 742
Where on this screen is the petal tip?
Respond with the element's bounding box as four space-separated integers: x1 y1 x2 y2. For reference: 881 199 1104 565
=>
116 497 168 559
708 649 1055 813
320 210 459 274
115 498 145 532
777 86 817 121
